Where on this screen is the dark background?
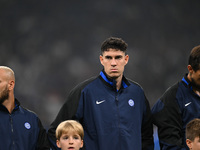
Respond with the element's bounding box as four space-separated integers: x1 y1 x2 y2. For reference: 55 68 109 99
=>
1 0 200 128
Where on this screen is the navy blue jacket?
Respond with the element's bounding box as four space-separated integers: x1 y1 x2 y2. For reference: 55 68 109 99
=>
0 99 50 150
48 71 154 150
152 74 200 150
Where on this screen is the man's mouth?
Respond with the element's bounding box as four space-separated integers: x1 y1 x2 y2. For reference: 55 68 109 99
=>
111 69 117 72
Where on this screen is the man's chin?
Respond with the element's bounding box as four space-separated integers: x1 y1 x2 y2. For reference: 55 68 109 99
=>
109 75 119 80
107 72 121 79
191 79 200 90
110 77 118 80
0 98 6 104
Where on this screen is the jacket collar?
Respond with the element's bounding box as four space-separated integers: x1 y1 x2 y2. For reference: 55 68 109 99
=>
182 73 198 94
0 98 20 113
182 73 190 86
99 70 129 90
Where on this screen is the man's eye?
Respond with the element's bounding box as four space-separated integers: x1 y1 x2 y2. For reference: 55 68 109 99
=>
115 56 122 59
105 56 112 59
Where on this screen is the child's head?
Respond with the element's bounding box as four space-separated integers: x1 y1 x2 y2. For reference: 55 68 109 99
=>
186 118 200 150
56 120 84 150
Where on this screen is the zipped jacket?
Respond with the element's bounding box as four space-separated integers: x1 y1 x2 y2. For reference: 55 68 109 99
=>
0 99 50 150
48 71 154 150
152 74 200 150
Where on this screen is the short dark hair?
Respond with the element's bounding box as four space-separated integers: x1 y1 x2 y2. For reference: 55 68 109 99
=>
188 45 200 71
101 37 128 54
186 118 200 141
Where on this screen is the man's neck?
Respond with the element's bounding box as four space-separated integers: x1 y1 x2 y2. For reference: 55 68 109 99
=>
2 97 15 114
115 76 123 90
187 74 200 96
193 88 200 96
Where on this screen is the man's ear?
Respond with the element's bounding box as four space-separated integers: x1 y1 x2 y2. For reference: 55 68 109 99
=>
187 65 193 73
186 139 192 149
8 80 15 90
99 55 103 65
125 54 129 65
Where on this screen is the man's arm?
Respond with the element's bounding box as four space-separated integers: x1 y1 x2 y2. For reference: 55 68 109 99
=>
142 97 154 150
47 77 96 150
47 85 82 149
152 83 185 149
37 118 50 150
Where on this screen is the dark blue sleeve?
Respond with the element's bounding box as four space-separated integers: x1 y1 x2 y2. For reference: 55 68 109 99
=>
142 97 154 150
152 83 186 149
160 141 187 150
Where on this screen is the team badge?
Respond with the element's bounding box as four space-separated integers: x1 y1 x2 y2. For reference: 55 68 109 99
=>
24 122 31 129
128 99 134 107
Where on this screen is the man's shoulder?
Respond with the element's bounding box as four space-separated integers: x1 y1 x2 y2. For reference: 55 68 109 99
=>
18 105 39 119
72 76 99 91
15 99 38 118
126 78 144 89
158 82 180 106
163 82 180 95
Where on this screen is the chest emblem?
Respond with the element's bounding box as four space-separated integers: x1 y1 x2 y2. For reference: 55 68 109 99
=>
24 122 31 129
128 99 135 107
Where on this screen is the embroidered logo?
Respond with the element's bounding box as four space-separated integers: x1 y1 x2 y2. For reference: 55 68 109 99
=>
96 100 105 105
128 99 134 107
185 102 192 107
24 122 31 129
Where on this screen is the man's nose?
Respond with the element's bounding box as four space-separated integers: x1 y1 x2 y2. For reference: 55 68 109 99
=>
111 58 117 65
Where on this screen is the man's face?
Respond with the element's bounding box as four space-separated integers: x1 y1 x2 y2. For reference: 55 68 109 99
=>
186 137 200 150
100 48 129 80
0 85 9 104
56 131 83 150
189 69 200 90
0 70 9 104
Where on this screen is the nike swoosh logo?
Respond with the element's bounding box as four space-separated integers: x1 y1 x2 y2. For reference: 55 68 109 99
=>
185 102 192 107
96 100 105 105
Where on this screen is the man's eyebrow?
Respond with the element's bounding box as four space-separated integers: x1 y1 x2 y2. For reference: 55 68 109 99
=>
115 55 122 58
105 55 112 58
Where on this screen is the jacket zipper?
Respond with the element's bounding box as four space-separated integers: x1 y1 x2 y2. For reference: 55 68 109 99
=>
115 91 121 150
10 114 15 150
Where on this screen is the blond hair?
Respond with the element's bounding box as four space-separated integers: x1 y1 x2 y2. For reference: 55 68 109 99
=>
56 120 84 140
186 118 200 141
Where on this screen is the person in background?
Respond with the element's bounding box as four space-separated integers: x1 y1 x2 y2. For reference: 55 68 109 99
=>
0 66 50 150
56 120 84 150
152 45 200 149
186 118 200 150
48 37 154 150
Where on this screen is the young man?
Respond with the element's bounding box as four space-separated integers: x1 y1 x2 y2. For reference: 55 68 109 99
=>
186 118 200 150
0 66 49 150
56 120 84 150
48 37 154 150
152 45 200 149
